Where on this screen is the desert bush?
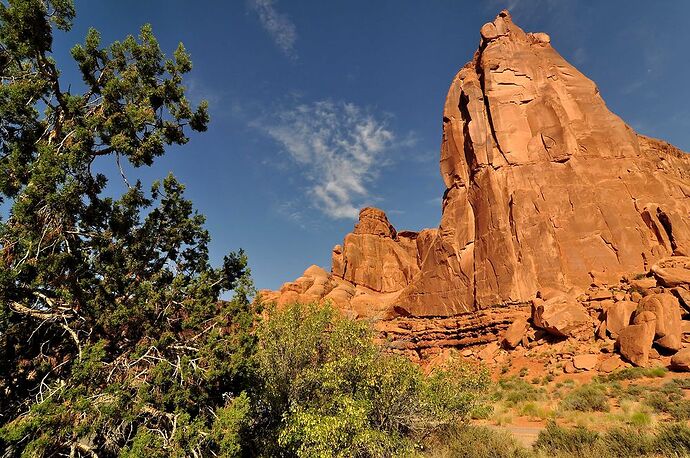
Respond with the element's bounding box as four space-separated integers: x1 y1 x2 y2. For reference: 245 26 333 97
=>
252 302 491 457
654 423 690 456
494 376 547 406
598 427 654 458
671 377 690 389
534 421 599 456
599 366 667 382
559 384 610 412
645 393 690 421
426 425 531 458
535 422 690 457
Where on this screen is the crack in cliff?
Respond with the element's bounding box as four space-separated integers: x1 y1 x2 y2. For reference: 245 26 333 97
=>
657 207 678 252
475 55 511 167
508 194 523 263
598 233 620 263
457 93 478 182
457 83 481 309
596 203 622 264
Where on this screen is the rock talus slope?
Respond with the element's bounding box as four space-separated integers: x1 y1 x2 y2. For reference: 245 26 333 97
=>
261 11 690 358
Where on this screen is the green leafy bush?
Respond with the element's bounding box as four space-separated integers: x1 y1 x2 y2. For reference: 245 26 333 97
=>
252 302 490 457
534 421 600 456
494 376 546 406
426 425 530 458
535 422 690 458
598 366 667 382
559 384 610 412
654 423 690 455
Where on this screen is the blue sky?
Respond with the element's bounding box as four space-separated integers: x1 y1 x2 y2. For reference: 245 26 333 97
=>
49 0 690 290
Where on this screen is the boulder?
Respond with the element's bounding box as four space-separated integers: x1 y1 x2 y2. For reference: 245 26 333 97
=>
672 287 690 311
573 354 599 371
531 296 592 339
563 360 576 374
502 316 529 349
671 348 690 372
477 341 500 361
599 356 624 373
618 312 656 367
636 293 682 351
606 301 638 338
630 277 657 291
633 310 658 327
651 257 690 288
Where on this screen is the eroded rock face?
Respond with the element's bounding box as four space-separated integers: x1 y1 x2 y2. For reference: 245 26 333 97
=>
636 293 683 351
420 10 690 313
651 257 690 288
606 301 638 338
531 296 592 339
618 312 656 367
333 208 422 294
259 10 690 356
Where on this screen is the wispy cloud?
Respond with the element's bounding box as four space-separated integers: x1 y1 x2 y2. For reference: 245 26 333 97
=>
426 197 442 207
248 0 297 59
257 101 397 219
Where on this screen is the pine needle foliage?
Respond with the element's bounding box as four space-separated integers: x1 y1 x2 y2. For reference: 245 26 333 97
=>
0 1 255 456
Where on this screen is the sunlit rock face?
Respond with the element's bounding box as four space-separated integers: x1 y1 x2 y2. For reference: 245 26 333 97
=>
400 9 690 315
260 11 690 333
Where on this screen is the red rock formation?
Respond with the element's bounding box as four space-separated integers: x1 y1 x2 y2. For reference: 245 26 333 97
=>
260 10 690 355
402 10 690 315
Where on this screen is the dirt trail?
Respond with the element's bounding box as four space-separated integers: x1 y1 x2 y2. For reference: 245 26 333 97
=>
504 425 543 447
484 424 544 448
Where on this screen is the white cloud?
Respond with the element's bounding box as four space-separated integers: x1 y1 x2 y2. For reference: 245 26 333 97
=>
259 101 396 219
248 0 297 58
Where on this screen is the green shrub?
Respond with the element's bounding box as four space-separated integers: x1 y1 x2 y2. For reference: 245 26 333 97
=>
470 404 494 420
534 422 690 458
654 423 690 456
644 391 671 411
534 421 599 456
600 366 667 382
495 376 546 406
641 383 690 421
672 377 690 389
629 411 652 426
559 384 610 412
254 303 491 457
426 425 530 458
598 427 654 458
625 383 644 395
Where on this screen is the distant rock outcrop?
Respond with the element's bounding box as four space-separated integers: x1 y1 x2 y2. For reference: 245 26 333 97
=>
260 10 690 362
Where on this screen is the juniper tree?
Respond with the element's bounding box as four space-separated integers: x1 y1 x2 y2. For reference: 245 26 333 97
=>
0 1 255 456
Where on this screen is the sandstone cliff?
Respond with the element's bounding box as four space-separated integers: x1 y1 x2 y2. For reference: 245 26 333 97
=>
260 11 690 361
